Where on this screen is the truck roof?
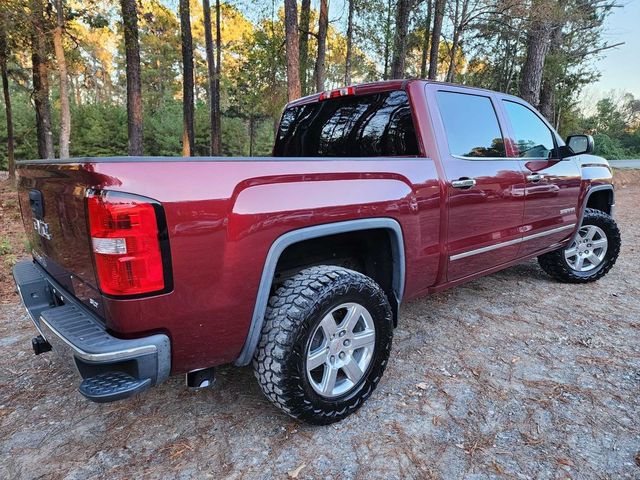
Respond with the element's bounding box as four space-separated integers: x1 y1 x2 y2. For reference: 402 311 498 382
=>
286 79 515 109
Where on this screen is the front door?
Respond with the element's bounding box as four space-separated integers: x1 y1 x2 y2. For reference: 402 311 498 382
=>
499 100 581 257
430 88 527 281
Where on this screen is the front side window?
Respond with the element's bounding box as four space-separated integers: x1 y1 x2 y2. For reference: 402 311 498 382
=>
436 91 506 158
503 101 555 159
273 90 419 157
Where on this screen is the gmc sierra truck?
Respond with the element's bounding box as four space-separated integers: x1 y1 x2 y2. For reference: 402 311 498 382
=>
12 80 620 424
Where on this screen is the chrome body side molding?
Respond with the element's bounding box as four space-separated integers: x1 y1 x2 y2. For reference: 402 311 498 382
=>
450 224 576 261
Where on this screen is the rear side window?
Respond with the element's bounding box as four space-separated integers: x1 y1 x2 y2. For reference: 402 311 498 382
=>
273 90 419 157
502 100 555 158
436 91 506 158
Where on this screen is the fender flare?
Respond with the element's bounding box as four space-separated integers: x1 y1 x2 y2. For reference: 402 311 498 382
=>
577 184 614 228
234 218 406 366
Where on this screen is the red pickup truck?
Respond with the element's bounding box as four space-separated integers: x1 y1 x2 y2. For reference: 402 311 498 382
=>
12 80 620 424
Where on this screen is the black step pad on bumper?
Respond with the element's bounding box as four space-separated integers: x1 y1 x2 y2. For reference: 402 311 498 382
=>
80 372 152 403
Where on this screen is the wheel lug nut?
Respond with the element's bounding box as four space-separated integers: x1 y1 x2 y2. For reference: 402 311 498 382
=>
339 352 346 359
330 355 335 363
343 339 351 347
339 330 346 337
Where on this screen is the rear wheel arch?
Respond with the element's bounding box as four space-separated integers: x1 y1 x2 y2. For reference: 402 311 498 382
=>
234 218 405 366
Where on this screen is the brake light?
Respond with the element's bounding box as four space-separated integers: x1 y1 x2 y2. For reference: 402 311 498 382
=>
87 191 168 296
318 86 355 101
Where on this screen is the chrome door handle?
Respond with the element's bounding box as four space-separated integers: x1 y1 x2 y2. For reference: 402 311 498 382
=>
451 178 476 189
526 173 544 182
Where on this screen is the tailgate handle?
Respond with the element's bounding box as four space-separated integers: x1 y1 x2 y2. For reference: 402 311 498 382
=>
29 190 44 219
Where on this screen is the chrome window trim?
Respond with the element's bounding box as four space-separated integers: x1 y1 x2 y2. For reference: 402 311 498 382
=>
450 224 575 261
451 154 515 161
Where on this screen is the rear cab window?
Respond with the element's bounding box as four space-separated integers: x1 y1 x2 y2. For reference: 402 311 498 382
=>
436 91 506 158
273 90 420 157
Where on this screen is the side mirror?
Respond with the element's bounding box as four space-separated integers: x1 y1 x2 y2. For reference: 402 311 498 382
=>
566 134 594 155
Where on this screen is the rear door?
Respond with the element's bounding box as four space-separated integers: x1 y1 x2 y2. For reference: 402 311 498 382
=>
428 87 527 281
499 99 581 256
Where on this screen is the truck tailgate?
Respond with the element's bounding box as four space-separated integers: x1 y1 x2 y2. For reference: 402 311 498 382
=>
17 163 104 317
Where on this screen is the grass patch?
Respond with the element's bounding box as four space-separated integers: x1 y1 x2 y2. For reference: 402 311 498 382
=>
0 237 12 255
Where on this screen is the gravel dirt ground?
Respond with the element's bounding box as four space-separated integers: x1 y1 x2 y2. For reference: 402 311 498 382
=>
1 172 639 479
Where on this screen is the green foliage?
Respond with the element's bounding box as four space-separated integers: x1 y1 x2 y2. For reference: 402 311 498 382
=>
592 133 626 159
69 103 128 157
0 89 37 166
144 96 182 156
0 237 11 255
578 94 640 160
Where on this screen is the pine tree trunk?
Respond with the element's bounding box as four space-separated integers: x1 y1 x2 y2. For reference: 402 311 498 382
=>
344 0 354 85
299 0 311 95
446 0 469 83
383 0 392 80
539 20 564 121
31 0 54 159
120 0 143 156
53 0 71 158
71 74 81 105
0 16 14 178
314 0 328 92
445 0 460 83
284 0 301 101
213 0 221 154
179 0 195 156
390 0 413 79
203 0 219 155
420 0 433 79
248 115 255 157
520 15 552 108
428 0 445 80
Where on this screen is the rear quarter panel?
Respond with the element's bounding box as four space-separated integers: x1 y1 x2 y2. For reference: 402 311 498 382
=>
88 159 441 373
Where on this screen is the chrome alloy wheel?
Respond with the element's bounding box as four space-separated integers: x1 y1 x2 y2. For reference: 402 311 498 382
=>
305 302 376 398
564 225 608 272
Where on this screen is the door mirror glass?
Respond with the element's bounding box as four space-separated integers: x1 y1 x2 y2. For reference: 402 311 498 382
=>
566 134 594 155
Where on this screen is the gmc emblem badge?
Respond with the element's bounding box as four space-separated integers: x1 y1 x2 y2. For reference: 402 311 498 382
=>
33 218 52 240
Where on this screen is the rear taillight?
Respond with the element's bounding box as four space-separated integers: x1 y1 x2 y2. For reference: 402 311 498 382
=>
86 191 170 296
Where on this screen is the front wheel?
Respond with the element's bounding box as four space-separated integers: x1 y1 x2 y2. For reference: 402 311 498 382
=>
538 208 621 283
253 266 393 425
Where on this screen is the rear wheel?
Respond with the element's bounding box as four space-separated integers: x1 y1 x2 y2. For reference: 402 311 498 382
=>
253 266 393 425
538 208 620 283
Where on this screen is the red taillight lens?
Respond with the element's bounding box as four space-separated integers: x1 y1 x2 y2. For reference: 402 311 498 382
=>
87 191 167 296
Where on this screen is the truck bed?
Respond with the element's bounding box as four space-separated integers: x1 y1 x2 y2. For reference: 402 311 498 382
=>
16 156 441 373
